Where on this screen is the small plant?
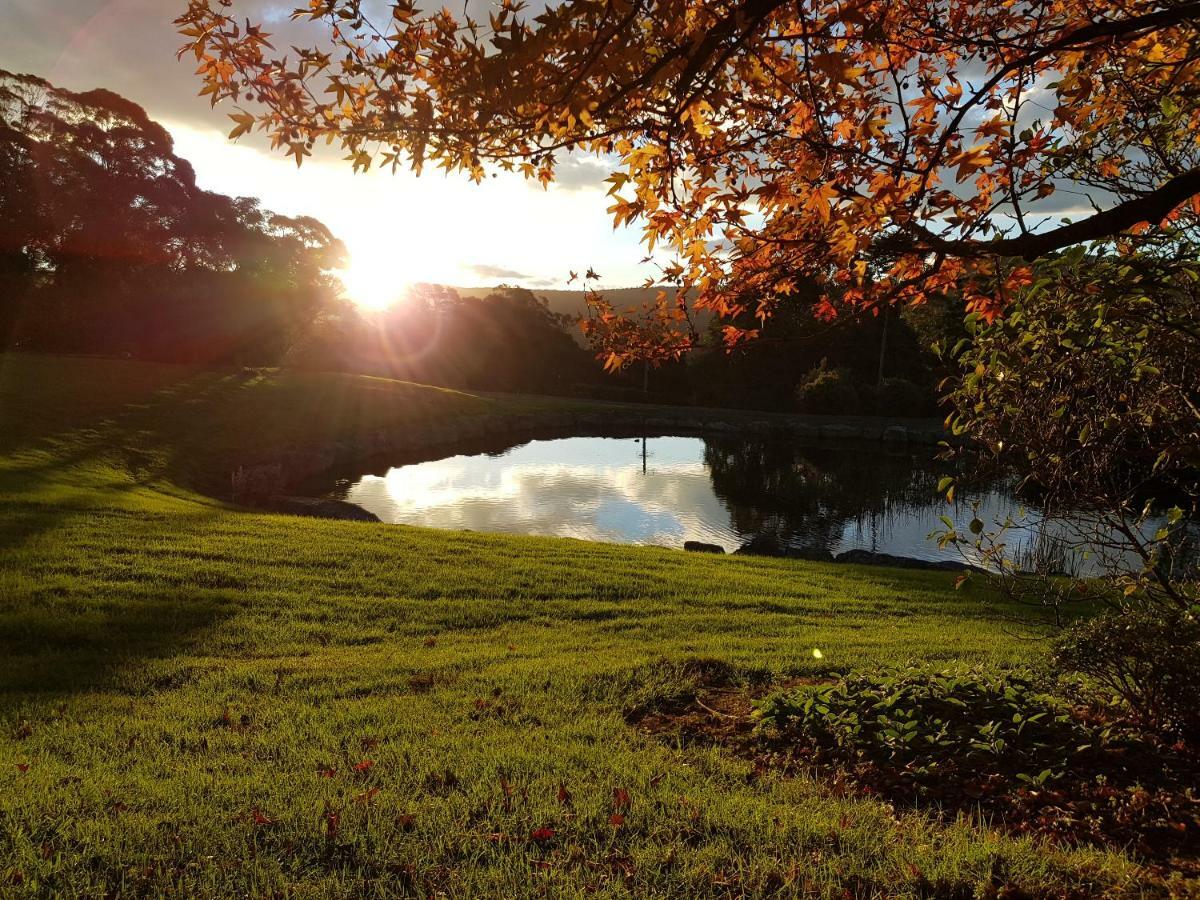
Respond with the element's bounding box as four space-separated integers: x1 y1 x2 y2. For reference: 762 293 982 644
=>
1054 606 1200 744
795 362 858 415
755 666 1101 787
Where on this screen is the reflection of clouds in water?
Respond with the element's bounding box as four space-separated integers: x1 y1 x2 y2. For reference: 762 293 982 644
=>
344 437 738 546
339 435 1162 570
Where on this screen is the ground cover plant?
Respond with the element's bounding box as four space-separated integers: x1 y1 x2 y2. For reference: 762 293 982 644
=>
754 668 1200 868
0 353 1186 896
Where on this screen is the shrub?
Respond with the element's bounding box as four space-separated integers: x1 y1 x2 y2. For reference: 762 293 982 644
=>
795 364 858 415
866 377 934 417
755 667 1100 786
1053 606 1200 743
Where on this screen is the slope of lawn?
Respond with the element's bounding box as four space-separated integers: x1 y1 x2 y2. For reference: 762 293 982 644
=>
0 354 1150 896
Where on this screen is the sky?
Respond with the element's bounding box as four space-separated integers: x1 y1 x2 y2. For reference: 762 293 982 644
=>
0 1 1111 311
0 0 655 308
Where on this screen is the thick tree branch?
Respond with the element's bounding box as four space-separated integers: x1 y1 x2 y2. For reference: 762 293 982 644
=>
906 167 1200 259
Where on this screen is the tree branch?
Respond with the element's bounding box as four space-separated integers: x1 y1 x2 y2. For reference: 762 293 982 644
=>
906 167 1200 259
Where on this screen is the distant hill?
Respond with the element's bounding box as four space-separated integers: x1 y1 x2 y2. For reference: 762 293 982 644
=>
453 285 684 318
452 285 710 344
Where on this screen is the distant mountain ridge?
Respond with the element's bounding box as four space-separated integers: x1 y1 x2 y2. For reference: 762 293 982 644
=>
453 285 694 322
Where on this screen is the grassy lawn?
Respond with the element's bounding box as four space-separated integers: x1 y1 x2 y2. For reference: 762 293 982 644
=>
0 354 1155 896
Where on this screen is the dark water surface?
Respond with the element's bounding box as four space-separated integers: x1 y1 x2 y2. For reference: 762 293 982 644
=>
328 434 1037 565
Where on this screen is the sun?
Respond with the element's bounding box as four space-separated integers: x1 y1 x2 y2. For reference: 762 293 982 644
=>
338 256 409 312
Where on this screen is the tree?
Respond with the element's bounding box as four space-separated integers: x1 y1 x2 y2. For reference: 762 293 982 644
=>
938 246 1199 611
0 70 345 363
178 0 1200 362
307 284 601 393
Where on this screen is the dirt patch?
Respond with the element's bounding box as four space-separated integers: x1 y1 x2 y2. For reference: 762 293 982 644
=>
626 675 825 758
629 680 1200 878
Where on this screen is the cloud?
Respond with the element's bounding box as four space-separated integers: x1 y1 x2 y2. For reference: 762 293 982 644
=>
463 263 533 281
548 154 613 191
0 0 325 135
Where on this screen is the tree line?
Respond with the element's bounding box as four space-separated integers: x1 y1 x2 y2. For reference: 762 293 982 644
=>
0 70 948 410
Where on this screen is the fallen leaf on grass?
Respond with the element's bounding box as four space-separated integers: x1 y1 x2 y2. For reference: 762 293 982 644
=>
251 808 274 826
556 783 573 807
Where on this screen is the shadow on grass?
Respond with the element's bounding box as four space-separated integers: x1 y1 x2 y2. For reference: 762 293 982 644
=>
0 372 248 547
0 502 234 696
0 585 233 697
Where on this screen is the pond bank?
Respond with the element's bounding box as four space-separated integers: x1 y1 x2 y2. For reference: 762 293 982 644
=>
229 403 948 506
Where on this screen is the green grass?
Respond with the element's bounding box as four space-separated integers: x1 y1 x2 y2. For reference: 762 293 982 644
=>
0 354 1157 896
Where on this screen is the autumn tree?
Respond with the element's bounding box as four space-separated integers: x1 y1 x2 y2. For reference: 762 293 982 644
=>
177 0 1200 360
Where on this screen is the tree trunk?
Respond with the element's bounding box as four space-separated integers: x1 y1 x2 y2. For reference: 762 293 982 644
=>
877 306 889 388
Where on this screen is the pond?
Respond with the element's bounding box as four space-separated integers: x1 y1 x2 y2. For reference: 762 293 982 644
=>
326 433 1059 567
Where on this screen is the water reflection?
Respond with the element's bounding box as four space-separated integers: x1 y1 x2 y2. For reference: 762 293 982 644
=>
332 434 1016 563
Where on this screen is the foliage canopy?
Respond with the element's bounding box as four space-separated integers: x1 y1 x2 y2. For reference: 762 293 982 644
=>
178 0 1200 364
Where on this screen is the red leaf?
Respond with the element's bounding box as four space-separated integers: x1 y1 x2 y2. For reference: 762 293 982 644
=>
530 827 556 842
352 759 374 773
613 787 631 810
609 813 625 827
252 808 274 826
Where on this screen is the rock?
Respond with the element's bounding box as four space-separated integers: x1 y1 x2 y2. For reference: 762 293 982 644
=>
788 547 837 562
684 540 725 554
819 423 862 440
791 422 821 439
910 428 946 445
833 549 982 572
857 423 885 440
276 496 380 522
230 463 286 505
733 534 834 561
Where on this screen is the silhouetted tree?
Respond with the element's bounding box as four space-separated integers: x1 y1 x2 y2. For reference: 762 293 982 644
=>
0 70 345 364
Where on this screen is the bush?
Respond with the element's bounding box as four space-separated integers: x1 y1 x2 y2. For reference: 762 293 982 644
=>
795 364 858 415
1053 606 1200 743
862 377 934 417
755 667 1099 786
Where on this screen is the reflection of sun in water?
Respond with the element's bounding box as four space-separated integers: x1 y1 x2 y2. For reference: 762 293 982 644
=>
338 255 409 311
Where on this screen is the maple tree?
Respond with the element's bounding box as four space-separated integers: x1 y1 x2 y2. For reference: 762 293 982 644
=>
176 0 1200 366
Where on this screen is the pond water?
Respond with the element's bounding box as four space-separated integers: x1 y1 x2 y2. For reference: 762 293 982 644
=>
327 434 1059 566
